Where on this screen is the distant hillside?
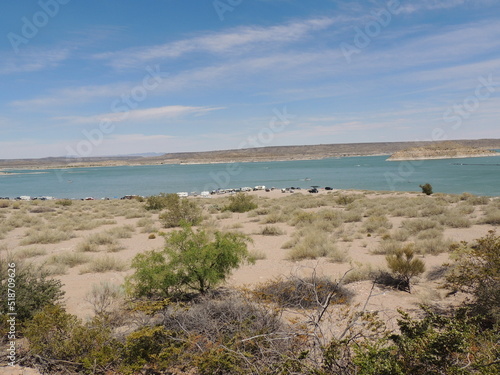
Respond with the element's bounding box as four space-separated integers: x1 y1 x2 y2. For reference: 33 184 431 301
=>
1 139 499 169
387 141 499 161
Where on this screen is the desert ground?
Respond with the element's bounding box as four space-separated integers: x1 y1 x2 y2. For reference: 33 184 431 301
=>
1 189 499 374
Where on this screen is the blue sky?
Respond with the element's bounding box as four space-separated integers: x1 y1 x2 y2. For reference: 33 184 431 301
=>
1 0 499 159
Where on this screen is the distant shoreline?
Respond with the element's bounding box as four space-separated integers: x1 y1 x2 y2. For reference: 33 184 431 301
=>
1 139 499 172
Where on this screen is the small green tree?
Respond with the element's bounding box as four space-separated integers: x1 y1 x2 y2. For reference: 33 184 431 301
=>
386 245 425 293
156 193 202 228
0 259 65 322
127 225 253 298
145 192 174 210
445 231 500 325
223 193 257 213
419 183 433 195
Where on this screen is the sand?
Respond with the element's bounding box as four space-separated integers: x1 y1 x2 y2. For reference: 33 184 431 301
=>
0 189 497 373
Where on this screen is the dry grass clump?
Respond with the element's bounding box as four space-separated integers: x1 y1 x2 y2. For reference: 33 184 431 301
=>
335 193 362 206
362 215 392 234
414 238 454 255
77 231 120 252
392 229 411 241
79 255 127 274
254 275 351 309
460 193 490 205
248 249 267 261
136 217 157 233
0 200 10 208
259 225 285 236
286 230 340 261
47 252 91 268
261 211 289 224
401 218 441 235
6 213 43 229
480 206 500 225
416 228 444 240
342 210 363 223
15 247 47 259
372 239 402 255
107 224 135 238
43 263 68 276
438 210 472 228
343 263 378 284
20 228 74 245
419 202 448 217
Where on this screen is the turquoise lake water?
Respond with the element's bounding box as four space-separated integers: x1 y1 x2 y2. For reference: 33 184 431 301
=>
1 154 499 199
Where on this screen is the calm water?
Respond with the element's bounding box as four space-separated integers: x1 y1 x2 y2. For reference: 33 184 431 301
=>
1 155 499 199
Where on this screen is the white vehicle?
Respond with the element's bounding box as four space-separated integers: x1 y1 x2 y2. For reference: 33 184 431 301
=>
18 196 31 201
254 185 266 191
176 192 189 198
200 191 211 198
241 187 252 192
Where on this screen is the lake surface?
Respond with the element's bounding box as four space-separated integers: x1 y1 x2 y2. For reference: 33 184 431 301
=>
1 154 499 199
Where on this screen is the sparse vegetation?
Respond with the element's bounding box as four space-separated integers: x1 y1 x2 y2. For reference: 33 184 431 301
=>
223 192 258 213
385 244 426 293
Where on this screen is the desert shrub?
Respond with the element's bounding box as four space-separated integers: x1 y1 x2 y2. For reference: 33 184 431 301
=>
85 281 124 317
289 210 316 226
79 255 127 274
107 224 135 238
47 252 90 268
248 249 267 261
352 308 499 375
414 238 453 255
343 263 378 284
259 225 285 236
24 305 121 373
158 194 202 228
20 227 74 245
0 259 64 322
385 245 425 293
342 210 363 223
255 275 351 309
460 192 490 205
261 212 287 223
439 210 471 228
416 227 443 240
336 194 360 206
401 218 441 235
14 247 47 259
445 231 500 325
480 207 500 225
419 183 433 195
127 225 252 298
223 192 257 213
362 215 392 234
145 192 173 210
372 239 401 255
56 199 73 206
0 200 10 208
392 228 411 241
287 231 337 260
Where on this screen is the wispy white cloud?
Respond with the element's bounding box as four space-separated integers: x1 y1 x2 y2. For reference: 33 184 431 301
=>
54 105 224 124
94 17 337 69
0 48 71 74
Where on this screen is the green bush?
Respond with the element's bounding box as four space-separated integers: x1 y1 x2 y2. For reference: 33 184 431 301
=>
223 192 257 213
445 231 500 325
419 183 433 195
144 192 173 210
127 225 252 298
24 305 121 373
0 259 64 322
352 308 498 375
157 194 202 228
